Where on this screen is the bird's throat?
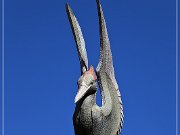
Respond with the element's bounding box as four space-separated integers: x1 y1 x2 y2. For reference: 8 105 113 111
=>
81 94 96 109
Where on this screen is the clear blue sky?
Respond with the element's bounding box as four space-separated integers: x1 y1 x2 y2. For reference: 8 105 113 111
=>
0 0 177 134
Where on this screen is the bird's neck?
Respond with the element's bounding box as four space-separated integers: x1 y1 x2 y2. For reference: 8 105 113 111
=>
81 93 96 109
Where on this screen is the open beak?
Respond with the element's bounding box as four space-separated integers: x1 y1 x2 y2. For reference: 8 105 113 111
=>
74 84 91 104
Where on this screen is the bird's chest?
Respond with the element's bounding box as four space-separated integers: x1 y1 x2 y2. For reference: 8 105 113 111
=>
79 102 93 128
74 96 94 131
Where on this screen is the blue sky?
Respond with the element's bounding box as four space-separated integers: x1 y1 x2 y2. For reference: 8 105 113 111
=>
0 0 177 134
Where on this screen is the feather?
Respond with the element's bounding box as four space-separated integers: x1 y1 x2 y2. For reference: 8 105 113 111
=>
96 0 118 90
96 0 123 133
66 4 88 74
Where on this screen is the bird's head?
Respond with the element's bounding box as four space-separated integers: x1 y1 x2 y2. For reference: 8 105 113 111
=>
75 66 97 103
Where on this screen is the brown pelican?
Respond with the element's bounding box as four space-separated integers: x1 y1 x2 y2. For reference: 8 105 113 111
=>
66 0 123 134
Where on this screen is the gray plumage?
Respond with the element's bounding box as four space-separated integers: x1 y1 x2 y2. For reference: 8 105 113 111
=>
66 4 88 74
66 0 123 135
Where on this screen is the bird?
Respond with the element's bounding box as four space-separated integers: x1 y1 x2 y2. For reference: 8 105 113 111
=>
66 0 123 135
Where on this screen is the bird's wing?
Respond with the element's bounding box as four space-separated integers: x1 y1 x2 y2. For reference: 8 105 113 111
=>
66 4 88 74
96 0 123 132
96 0 119 97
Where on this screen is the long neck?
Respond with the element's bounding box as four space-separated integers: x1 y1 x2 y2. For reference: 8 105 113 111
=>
81 93 96 110
75 86 96 112
79 83 97 109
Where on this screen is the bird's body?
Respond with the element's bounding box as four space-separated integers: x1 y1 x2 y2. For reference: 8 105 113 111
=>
73 73 122 135
66 0 123 134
